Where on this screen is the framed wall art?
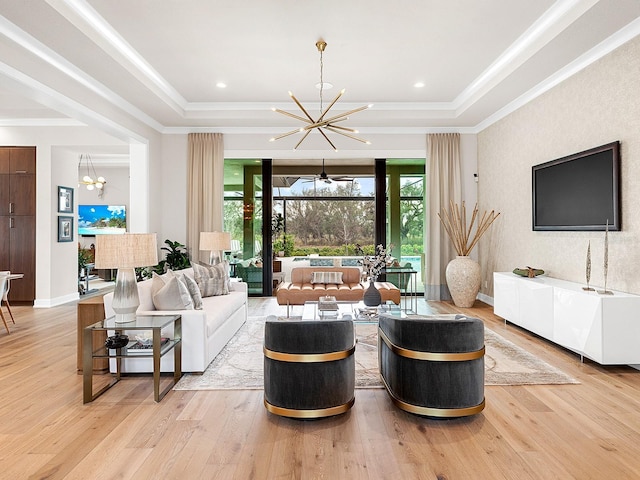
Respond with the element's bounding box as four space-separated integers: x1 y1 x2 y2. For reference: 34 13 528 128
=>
58 186 74 214
58 215 74 242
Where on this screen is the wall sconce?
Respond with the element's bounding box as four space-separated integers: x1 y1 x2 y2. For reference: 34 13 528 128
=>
243 203 254 221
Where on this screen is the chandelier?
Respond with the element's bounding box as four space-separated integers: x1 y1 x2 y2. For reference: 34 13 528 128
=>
270 40 372 151
78 154 106 197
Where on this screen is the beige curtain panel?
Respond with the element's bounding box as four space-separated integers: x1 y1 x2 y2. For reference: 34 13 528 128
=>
187 132 225 264
425 133 461 300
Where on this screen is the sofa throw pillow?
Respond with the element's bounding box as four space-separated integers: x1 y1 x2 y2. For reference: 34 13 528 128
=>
151 271 194 310
177 272 203 310
310 271 344 284
192 261 230 297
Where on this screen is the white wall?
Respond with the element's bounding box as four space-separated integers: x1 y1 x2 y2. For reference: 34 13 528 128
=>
477 35 640 297
159 135 189 248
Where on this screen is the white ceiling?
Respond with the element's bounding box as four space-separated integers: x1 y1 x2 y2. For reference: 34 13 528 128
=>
0 0 639 141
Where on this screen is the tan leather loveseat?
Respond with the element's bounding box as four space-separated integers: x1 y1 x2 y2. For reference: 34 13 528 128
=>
276 266 400 314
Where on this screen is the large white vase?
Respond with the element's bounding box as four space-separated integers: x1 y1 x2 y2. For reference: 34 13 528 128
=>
445 256 481 308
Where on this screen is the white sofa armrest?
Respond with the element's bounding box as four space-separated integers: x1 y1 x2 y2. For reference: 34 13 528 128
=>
230 281 248 294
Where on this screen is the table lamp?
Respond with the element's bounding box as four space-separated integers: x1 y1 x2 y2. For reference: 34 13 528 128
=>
200 231 231 265
95 233 158 323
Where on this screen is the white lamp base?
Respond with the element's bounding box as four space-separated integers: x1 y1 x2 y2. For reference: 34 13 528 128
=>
209 250 224 265
112 268 139 324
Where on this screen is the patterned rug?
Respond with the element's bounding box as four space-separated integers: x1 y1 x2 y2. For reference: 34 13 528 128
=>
174 316 579 390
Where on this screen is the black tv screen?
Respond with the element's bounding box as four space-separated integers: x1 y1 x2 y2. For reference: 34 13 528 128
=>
532 141 620 231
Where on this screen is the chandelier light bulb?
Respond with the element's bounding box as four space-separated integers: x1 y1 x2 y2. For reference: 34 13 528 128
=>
86 184 94 191
83 175 92 183
96 182 103 189
97 176 105 183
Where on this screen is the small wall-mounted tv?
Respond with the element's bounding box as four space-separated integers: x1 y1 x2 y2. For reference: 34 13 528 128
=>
78 205 126 236
532 141 620 231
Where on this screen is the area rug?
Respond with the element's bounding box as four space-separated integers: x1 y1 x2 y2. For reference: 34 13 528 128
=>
174 316 579 391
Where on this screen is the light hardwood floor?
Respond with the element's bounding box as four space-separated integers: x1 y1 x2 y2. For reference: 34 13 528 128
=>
1 297 639 479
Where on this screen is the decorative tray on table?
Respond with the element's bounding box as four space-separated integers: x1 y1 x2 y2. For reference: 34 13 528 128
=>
318 296 339 311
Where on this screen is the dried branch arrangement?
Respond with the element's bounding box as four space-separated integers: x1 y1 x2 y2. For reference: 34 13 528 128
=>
437 201 500 256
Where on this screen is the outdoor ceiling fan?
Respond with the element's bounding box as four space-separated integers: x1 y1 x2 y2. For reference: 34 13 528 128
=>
302 159 354 184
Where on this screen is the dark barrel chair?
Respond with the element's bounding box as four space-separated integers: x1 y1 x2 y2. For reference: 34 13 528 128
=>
378 313 485 418
263 318 355 419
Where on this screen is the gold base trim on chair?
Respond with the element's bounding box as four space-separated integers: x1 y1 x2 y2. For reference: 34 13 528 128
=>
380 375 485 417
378 327 485 361
263 344 355 363
264 396 355 419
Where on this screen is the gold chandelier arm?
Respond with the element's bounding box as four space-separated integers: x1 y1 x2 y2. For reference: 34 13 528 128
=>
270 128 304 142
303 116 349 131
318 129 338 151
323 104 371 124
325 126 370 144
303 105 370 131
301 117 349 132
289 92 315 123
272 108 312 124
319 89 345 120
324 123 357 133
294 130 312 150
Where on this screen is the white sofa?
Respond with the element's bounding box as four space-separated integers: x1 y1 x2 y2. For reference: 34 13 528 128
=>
103 267 248 373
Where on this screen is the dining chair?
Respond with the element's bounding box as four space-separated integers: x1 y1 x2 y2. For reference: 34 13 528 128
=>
0 276 10 334
0 272 14 324
0 272 14 322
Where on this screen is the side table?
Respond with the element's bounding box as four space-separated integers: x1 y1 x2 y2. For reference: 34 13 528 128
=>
83 314 182 403
77 294 109 374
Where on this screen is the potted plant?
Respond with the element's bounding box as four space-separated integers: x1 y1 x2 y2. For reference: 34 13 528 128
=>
136 239 190 281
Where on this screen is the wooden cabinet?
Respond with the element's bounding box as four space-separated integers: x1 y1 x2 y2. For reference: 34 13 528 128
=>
0 147 36 303
77 294 109 373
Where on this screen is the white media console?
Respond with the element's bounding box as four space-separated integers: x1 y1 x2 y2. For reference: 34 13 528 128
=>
493 272 640 365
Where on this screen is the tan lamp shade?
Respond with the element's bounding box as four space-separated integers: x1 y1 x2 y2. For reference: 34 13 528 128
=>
199 231 231 252
95 233 159 269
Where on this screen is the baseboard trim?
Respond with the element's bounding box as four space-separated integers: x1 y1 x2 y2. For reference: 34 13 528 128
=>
34 292 79 308
478 292 493 306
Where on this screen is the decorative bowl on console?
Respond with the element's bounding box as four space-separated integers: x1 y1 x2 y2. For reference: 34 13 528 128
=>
512 267 544 278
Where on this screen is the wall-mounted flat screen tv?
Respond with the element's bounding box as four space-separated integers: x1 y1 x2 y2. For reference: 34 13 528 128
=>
532 141 620 231
78 205 126 236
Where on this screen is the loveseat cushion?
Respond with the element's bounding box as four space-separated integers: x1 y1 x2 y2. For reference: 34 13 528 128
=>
201 291 247 337
192 262 230 297
311 271 344 284
175 271 203 309
151 271 194 310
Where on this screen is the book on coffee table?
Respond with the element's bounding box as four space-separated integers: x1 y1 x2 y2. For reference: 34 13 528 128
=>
126 337 170 354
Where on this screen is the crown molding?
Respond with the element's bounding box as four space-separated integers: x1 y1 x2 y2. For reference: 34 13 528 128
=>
474 16 640 133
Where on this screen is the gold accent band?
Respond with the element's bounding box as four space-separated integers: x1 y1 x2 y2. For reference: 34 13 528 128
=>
263 344 356 363
264 397 355 418
378 327 485 361
380 374 485 417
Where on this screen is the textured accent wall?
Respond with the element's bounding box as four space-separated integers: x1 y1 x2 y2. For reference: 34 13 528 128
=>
478 35 640 296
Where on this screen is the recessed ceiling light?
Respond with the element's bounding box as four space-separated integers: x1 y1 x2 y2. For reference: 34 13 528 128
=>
315 82 334 90
216 82 227 88
414 82 425 88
